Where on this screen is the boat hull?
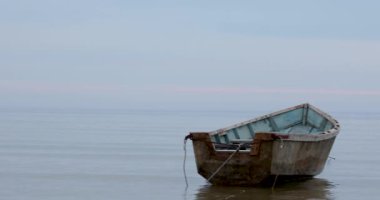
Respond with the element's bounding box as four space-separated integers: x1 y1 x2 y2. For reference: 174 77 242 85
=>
190 132 337 186
188 104 340 186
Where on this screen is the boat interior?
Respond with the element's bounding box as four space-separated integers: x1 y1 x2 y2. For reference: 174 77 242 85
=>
210 104 334 146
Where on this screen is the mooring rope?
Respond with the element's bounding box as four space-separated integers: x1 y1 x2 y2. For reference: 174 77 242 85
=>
183 137 189 188
207 144 241 182
272 174 279 190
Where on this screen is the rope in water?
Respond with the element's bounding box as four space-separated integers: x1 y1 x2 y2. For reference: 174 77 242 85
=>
183 137 189 188
207 144 241 182
272 174 279 190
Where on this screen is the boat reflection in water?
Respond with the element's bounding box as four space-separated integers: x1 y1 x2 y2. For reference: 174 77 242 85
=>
195 178 335 200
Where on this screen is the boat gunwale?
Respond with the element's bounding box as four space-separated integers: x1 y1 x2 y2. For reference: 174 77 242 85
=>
207 103 340 143
210 103 339 133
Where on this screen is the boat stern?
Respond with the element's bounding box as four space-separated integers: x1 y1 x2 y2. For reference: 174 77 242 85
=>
270 134 337 176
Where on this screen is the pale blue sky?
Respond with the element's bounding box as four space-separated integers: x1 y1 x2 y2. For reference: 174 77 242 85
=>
1 0 380 111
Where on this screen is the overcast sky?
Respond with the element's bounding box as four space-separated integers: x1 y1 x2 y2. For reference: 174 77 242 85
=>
1 0 379 112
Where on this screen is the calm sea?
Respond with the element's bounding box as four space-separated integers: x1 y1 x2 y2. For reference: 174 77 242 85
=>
0 108 379 200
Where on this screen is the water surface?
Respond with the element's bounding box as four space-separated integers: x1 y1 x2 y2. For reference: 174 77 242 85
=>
0 109 379 199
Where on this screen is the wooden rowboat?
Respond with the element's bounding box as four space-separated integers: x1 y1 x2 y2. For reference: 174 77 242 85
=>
185 103 340 186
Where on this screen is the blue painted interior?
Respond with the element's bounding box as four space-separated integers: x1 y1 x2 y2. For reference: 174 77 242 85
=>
211 106 333 144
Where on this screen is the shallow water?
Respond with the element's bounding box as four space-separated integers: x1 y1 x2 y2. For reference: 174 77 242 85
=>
0 109 379 199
